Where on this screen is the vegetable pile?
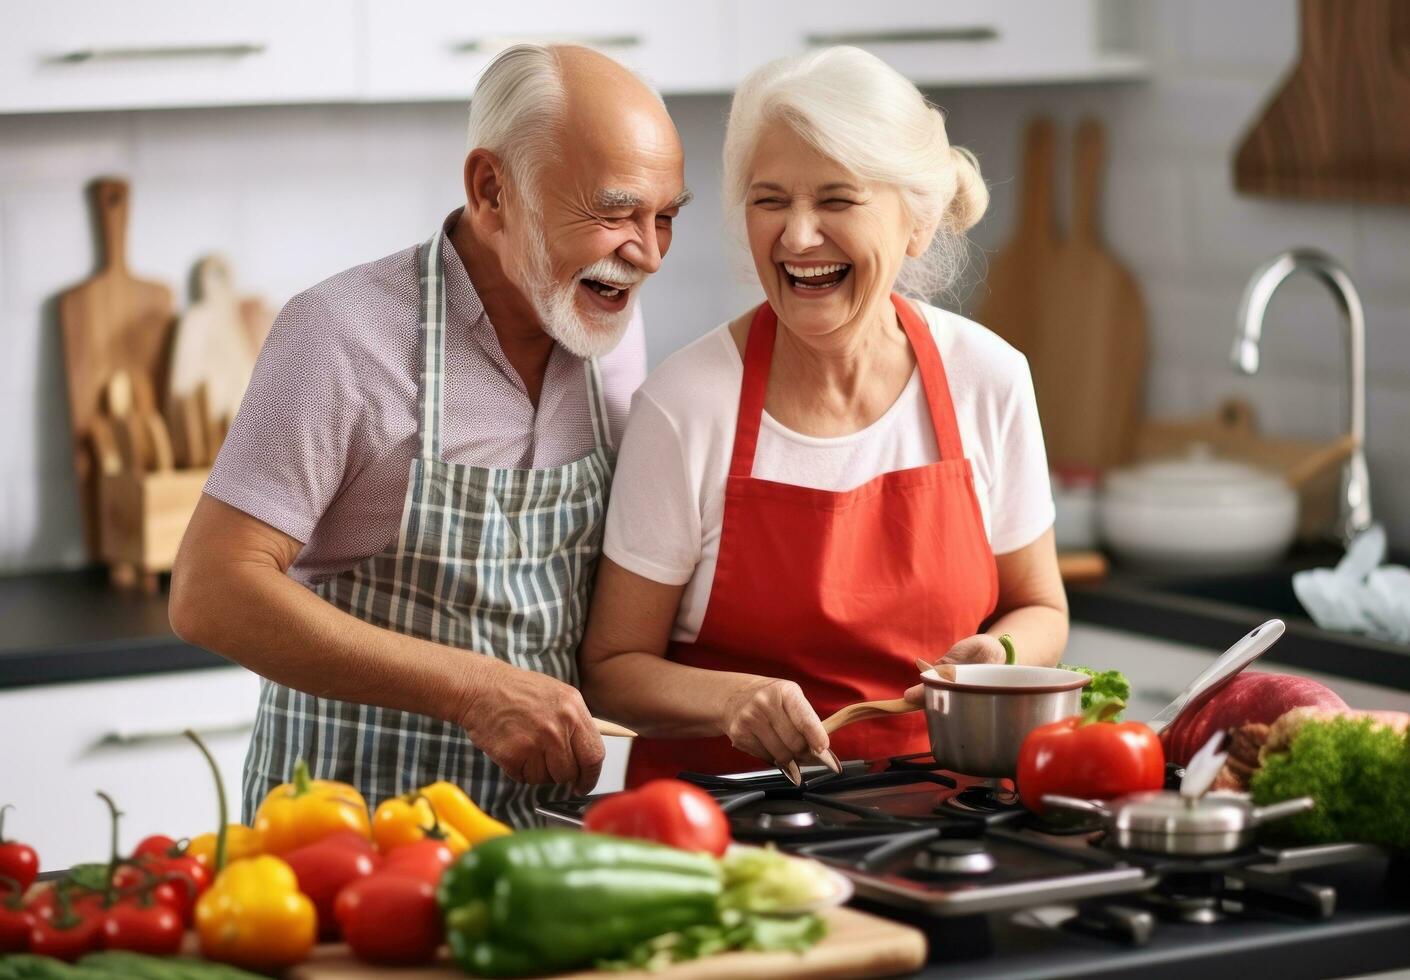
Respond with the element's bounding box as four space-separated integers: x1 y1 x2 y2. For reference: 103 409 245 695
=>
1060 664 1130 718
2 749 831 978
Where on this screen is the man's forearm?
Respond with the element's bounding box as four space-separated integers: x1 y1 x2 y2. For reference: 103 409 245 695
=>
170 558 487 726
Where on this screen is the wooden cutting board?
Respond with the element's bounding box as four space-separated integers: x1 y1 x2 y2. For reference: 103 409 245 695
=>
1027 119 1146 471
975 117 1056 359
290 906 927 980
168 254 258 426
1236 0 1410 204
59 177 177 557
977 119 1146 472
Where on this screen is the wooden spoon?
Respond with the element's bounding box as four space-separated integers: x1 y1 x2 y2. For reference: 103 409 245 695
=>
594 719 637 738
1284 434 1359 489
821 698 919 735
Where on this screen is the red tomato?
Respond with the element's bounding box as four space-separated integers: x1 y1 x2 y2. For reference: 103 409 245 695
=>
284 831 381 939
335 874 442 965
131 834 180 860
29 911 102 961
27 887 104 923
584 779 732 856
112 861 198 924
1016 702 1166 813
0 804 39 894
0 902 33 953
102 901 185 955
380 839 454 886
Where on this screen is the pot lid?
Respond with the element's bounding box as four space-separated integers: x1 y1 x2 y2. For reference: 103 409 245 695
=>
1110 790 1256 835
1104 444 1293 507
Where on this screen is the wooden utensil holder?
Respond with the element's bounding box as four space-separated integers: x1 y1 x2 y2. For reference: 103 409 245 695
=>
97 467 209 591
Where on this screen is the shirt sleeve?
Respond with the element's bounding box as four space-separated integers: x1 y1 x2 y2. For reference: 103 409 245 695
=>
204 289 366 543
601 388 701 585
987 353 1056 555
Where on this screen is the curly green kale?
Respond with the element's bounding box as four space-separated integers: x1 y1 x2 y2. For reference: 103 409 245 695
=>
1250 716 1410 852
1060 664 1131 718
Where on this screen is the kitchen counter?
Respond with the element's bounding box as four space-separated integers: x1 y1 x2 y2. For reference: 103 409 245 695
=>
0 567 228 688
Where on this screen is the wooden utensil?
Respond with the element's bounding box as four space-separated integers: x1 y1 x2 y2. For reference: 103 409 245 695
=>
1028 119 1147 470
1057 550 1109 584
594 718 637 738
143 414 176 472
976 117 1057 358
1283 433 1359 489
291 904 927 980
1236 0 1410 204
87 418 123 477
822 698 920 735
168 255 259 426
59 178 176 556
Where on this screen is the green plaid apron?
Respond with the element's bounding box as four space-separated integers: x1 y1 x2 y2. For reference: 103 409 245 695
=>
242 227 615 828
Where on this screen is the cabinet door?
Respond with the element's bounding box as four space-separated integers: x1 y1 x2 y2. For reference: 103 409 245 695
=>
0 2 361 113
0 668 260 871
365 1 732 101
732 0 1112 88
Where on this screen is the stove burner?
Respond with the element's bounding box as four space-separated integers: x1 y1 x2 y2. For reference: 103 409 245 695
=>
935 785 1026 826
738 800 820 830
914 838 996 876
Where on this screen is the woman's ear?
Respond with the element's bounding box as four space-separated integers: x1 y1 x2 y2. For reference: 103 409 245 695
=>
906 217 940 258
464 148 506 235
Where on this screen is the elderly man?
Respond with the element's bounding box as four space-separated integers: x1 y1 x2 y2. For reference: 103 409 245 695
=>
169 44 690 828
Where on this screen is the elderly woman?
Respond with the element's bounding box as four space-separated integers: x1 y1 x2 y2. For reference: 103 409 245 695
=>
580 47 1066 784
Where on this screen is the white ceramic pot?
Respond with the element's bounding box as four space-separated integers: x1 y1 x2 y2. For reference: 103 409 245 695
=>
1099 448 1298 572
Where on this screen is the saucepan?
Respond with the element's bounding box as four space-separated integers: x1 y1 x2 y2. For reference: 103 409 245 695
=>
821 665 1090 778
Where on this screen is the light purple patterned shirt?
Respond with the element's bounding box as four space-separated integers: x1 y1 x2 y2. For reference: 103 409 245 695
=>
206 211 647 585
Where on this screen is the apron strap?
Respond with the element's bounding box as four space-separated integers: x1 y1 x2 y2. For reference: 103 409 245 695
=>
891 294 965 462
728 295 965 478
416 229 448 461
583 357 613 452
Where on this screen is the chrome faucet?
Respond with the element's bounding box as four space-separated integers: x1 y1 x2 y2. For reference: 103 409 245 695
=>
1233 248 1372 543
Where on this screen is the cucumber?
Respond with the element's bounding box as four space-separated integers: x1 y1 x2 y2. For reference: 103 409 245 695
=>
0 954 126 980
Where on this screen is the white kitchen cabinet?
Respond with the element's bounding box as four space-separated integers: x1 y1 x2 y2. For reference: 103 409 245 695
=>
1066 623 1410 722
364 1 734 101
0 2 362 113
732 0 1145 89
0 667 261 871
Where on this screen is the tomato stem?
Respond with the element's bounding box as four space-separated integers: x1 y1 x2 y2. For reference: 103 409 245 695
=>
0 803 11 843
96 791 123 906
184 730 228 872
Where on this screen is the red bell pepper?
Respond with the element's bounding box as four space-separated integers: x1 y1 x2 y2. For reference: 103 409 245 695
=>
0 806 38 894
1017 700 1166 813
380 838 454 886
334 872 443 965
284 830 381 939
583 779 732 856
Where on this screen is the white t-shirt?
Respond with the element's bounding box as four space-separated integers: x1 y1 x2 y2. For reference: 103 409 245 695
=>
603 301 1056 643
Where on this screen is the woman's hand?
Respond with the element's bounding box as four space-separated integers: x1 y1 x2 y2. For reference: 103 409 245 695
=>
720 677 833 774
903 634 1007 704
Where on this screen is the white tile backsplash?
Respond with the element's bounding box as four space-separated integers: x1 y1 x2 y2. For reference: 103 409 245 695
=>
0 0 1407 571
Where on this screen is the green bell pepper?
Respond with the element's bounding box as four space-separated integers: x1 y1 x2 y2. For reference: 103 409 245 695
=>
437 830 723 977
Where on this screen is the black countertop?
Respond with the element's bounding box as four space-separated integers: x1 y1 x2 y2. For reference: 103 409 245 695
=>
0 568 229 688
2 552 1408 691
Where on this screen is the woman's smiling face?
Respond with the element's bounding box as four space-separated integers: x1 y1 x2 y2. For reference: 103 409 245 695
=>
745 125 922 341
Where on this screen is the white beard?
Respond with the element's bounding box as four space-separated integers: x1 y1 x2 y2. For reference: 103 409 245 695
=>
520 218 642 360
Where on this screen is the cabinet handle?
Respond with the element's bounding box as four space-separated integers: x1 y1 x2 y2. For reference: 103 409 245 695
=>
450 34 641 55
805 27 999 47
46 43 267 65
95 719 254 748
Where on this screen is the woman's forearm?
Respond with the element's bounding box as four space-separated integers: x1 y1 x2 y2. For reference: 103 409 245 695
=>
985 603 1069 667
583 652 763 738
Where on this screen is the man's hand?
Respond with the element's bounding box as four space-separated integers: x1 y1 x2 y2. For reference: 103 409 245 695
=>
456 659 606 795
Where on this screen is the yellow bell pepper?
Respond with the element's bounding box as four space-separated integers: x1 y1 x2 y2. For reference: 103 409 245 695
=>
254 759 371 855
419 780 512 846
373 792 470 856
188 824 262 868
195 855 315 971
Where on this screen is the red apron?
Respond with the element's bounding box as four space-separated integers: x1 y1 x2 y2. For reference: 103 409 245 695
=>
626 295 999 784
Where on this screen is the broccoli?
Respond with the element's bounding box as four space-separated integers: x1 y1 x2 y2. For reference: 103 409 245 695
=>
1250 716 1410 852
1060 664 1131 719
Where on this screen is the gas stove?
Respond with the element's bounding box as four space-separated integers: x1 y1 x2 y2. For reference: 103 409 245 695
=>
537 753 1401 957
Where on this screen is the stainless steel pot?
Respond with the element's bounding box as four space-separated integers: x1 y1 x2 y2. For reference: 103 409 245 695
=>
920 665 1090 777
1042 791 1315 855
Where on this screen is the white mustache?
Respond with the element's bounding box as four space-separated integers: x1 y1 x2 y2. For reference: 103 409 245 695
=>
578 256 646 288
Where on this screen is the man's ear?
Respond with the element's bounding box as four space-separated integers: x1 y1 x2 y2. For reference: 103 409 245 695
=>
464 148 506 235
